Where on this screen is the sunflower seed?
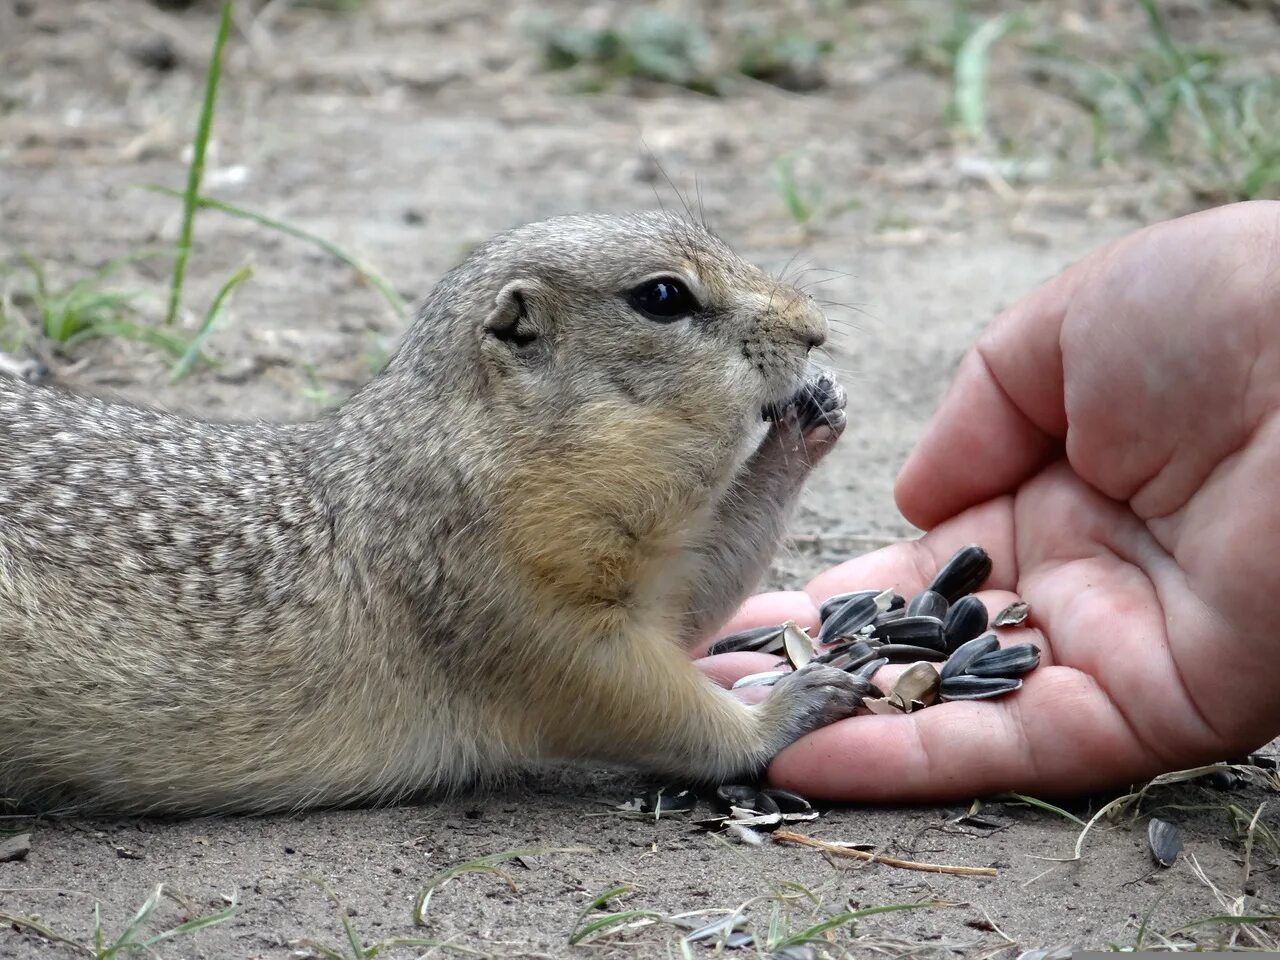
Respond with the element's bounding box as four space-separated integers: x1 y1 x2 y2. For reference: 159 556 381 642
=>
815 639 879 670
992 600 1031 627
760 788 812 814
1148 817 1183 867
870 616 946 650
967 643 1041 678
642 788 698 815
888 661 941 713
715 785 760 812
943 595 989 651
851 656 889 683
940 633 1001 681
872 607 908 628
685 913 749 943
772 946 819 960
819 589 878 622
707 624 788 656
878 643 948 663
929 544 993 603
877 589 906 612
731 670 788 689
939 675 1022 700
782 622 815 669
906 589 949 619
818 594 879 643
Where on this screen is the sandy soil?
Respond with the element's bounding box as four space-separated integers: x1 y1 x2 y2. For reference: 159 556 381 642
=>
1 1 1278 956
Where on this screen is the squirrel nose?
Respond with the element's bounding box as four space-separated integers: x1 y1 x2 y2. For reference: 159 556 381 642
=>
802 328 826 351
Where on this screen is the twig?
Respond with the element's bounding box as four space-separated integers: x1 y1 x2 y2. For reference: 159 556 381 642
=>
773 829 998 877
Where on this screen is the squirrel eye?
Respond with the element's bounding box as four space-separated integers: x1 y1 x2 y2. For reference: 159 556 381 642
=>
627 277 700 321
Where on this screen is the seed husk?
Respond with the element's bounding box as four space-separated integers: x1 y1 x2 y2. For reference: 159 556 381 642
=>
871 616 946 650
967 643 1041 678
992 600 1030 627
943 595 989 651
940 633 1001 681
906 589 949 620
871 607 907 628
707 623 787 656
818 593 879 643
782 622 815 669
939 675 1022 700
1148 817 1183 867
878 643 948 663
731 670 788 689
889 661 941 713
929 544 993 603
819 589 878 622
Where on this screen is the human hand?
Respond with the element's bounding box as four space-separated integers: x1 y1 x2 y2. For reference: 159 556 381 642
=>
700 201 1280 802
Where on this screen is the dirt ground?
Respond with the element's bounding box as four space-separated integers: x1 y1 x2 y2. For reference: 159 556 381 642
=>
2 1 1279 957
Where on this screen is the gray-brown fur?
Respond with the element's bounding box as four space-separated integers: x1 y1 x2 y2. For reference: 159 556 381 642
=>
0 212 859 814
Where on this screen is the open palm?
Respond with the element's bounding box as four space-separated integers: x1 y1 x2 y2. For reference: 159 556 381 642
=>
702 201 1280 801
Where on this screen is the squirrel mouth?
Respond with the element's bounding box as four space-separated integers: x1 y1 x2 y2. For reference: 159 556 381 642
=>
759 377 810 423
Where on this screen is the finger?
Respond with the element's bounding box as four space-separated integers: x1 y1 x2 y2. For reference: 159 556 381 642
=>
895 261 1084 530
696 652 788 689
805 497 1019 608
767 665 1161 802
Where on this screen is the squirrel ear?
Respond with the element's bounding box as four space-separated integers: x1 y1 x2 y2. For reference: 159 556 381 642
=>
483 280 541 348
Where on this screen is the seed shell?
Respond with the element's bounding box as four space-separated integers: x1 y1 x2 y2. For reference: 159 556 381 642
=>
906 589 949 620
929 544 993 603
889 661 941 713
939 675 1022 700
943 595 989 651
966 643 1041 678
992 600 1031 627
940 633 1000 681
782 622 815 669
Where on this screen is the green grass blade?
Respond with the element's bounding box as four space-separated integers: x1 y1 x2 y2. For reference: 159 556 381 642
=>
165 0 233 326
66 321 191 358
953 11 1023 140
568 884 662 946
135 905 237 950
0 911 91 955
101 883 164 956
414 846 589 925
996 792 1088 827
171 263 252 381
147 187 408 320
771 902 940 950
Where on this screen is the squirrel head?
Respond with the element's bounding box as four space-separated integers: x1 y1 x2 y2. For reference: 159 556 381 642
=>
389 212 828 446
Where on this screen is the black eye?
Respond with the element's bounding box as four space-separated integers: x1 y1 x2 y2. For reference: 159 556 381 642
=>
627 277 700 321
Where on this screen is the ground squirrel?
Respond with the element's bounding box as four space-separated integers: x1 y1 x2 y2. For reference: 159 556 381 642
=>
0 212 865 814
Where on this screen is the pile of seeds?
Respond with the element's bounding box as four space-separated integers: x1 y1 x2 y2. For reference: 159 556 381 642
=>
709 544 1040 713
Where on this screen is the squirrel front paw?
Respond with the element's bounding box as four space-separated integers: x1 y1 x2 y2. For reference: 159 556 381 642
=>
762 369 847 468
755 662 868 756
